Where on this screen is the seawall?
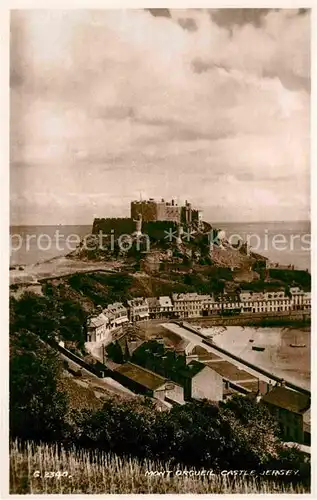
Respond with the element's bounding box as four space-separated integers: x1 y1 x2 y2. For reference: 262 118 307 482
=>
177 321 310 397
186 310 310 327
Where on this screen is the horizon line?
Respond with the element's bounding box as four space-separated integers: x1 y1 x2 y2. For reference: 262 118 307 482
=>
10 219 311 227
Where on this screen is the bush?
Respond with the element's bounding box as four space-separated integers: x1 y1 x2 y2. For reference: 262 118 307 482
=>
269 269 311 290
10 331 69 442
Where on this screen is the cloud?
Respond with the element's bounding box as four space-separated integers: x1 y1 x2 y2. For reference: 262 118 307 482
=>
10 9 310 224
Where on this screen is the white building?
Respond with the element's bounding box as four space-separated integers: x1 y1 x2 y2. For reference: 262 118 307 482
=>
86 313 112 343
127 297 149 322
290 287 305 310
303 292 311 310
239 291 266 313
147 296 173 318
201 294 221 315
185 360 223 402
148 297 160 318
239 290 291 313
172 293 212 318
105 302 129 327
158 296 174 315
263 290 291 312
221 294 241 313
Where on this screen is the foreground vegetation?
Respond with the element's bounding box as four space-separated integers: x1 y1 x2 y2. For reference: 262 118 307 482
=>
10 439 309 494
9 277 311 493
10 330 310 494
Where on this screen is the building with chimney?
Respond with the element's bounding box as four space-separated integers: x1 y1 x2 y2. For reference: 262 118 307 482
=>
261 385 310 444
131 198 181 223
130 198 203 226
172 293 212 318
86 313 112 343
127 297 149 322
105 302 129 327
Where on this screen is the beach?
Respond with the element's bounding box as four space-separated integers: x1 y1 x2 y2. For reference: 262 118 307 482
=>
201 325 310 390
9 256 123 286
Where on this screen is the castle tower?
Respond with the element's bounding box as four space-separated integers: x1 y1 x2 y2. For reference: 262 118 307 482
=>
133 213 143 237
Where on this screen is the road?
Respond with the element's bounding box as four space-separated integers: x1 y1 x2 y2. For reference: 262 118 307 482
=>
58 351 135 398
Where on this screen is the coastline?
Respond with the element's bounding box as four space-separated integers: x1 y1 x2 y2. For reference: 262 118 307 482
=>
202 325 310 390
9 255 123 286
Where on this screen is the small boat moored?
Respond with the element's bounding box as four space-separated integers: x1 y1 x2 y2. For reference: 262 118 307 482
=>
252 345 265 352
289 333 306 348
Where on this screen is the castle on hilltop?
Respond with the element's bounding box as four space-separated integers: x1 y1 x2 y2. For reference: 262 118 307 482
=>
92 197 208 243
130 198 203 226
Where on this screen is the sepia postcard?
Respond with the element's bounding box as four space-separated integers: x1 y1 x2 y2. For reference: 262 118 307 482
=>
6 5 312 496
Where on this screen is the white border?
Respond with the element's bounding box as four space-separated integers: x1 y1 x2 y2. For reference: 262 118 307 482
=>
1 2 315 499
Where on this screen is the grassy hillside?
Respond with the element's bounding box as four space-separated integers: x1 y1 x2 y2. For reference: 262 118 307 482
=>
10 439 308 494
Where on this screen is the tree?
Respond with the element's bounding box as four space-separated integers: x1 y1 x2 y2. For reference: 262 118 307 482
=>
153 397 281 471
10 292 60 341
161 400 239 469
10 330 69 442
269 444 310 485
219 394 280 468
106 341 124 363
74 398 157 458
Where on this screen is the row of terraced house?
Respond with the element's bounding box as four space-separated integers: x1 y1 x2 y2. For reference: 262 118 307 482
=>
86 287 310 344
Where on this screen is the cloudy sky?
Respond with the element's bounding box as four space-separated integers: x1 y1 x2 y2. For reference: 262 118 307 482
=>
10 8 310 225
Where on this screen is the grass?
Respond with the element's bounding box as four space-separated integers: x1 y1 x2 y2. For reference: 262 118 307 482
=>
10 439 309 494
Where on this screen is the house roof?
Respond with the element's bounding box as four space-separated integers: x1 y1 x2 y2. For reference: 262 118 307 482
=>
127 297 148 307
240 291 264 301
222 294 240 302
116 334 144 355
88 313 108 328
106 302 127 311
148 297 159 308
88 316 104 328
205 360 256 382
185 360 216 378
159 296 172 307
261 386 310 414
172 293 211 302
192 346 223 362
115 362 168 391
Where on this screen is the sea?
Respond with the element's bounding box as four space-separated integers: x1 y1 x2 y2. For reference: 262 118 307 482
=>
213 220 311 272
9 220 311 270
10 225 92 266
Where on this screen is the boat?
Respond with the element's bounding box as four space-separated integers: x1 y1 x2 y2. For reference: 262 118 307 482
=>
252 345 265 352
289 332 306 348
249 339 254 343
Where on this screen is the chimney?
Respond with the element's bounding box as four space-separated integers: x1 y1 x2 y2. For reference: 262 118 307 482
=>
171 199 174 206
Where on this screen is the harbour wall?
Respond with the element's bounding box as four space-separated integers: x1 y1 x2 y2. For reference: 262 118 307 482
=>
186 310 310 327
178 321 310 397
